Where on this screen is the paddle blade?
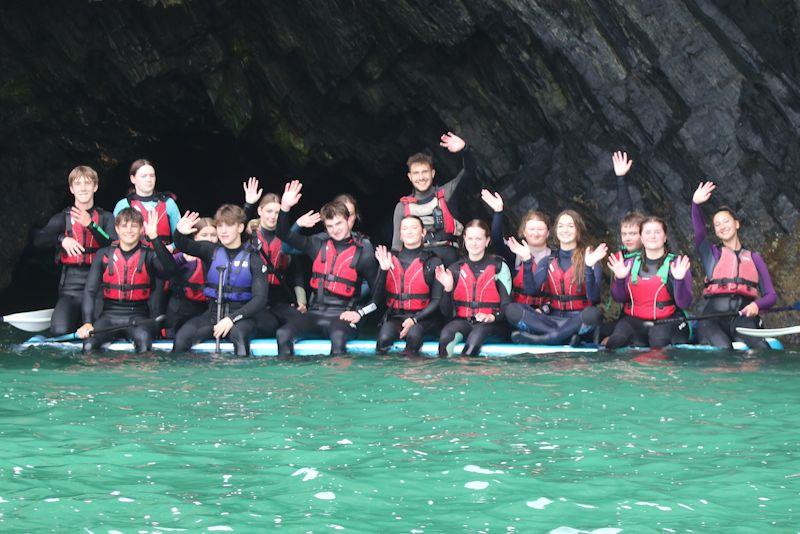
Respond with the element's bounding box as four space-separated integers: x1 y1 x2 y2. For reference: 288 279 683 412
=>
1 308 54 332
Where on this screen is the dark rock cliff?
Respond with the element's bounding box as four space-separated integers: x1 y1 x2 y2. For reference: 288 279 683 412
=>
2 0 800 319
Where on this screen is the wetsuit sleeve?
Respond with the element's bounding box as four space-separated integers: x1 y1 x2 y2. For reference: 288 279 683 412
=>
491 211 515 266
277 210 318 258
391 202 404 251
692 202 720 277
669 268 693 310
439 264 460 318
113 198 129 216
165 198 180 234
33 212 67 249
243 203 258 222
495 262 513 321
99 210 118 242
584 264 602 304
412 256 443 322
357 245 379 295
440 147 477 202
87 218 113 248
229 254 268 321
752 253 777 311
82 249 107 323
172 230 216 265
288 256 307 303
616 174 633 222
149 238 178 278
524 257 551 295
610 276 629 303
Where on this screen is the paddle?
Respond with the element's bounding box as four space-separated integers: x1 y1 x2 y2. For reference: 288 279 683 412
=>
215 265 226 353
644 300 800 327
30 315 166 343
0 308 55 332
736 325 800 338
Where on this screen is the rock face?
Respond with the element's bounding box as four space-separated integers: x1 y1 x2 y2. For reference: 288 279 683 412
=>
2 1 800 317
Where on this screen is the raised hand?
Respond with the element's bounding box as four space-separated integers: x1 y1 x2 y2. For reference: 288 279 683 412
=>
339 310 361 324
480 189 504 212
693 181 716 204
669 254 691 280
607 251 632 279
612 151 633 177
374 245 394 271
585 243 609 267
399 318 416 338
61 236 85 256
439 131 466 153
144 208 159 240
243 177 263 205
295 210 321 228
281 180 303 211
213 317 234 339
70 206 92 227
435 264 454 292
506 236 532 261
176 211 200 235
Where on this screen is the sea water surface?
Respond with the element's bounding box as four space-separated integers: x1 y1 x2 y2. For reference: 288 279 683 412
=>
1 328 799 532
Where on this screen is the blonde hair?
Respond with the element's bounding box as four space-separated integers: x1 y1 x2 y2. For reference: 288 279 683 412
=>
68 165 98 186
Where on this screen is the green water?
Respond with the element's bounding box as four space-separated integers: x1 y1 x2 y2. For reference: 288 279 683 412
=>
1 332 799 532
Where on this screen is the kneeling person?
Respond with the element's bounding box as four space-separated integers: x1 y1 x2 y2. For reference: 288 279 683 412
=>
77 208 177 352
172 205 268 356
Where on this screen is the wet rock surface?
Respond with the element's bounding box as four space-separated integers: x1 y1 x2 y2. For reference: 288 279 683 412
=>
1 0 799 316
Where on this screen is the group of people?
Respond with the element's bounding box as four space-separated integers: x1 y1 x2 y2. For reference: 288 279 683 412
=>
33 133 777 356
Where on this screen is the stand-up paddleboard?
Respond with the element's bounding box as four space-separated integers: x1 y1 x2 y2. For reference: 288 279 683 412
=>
737 325 800 338
18 337 783 356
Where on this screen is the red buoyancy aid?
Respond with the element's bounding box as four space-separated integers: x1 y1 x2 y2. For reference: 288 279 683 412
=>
181 259 206 302
128 193 173 242
256 231 289 286
310 240 362 299
60 208 102 266
703 248 760 299
453 257 502 319
102 246 151 301
545 258 591 311
623 255 676 320
385 254 431 312
400 187 458 237
511 259 549 308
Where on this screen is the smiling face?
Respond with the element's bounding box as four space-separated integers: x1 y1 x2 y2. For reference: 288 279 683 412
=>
523 218 549 248
194 225 218 243
407 162 435 193
400 217 425 249
463 225 490 258
116 220 143 248
713 210 740 242
620 223 642 252
324 215 350 241
258 201 281 231
69 176 98 205
215 221 244 248
556 214 577 247
130 164 156 196
640 221 667 253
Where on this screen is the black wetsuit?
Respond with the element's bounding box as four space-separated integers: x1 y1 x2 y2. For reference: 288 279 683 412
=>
81 240 176 353
275 210 379 355
172 232 268 356
34 206 117 335
163 253 208 337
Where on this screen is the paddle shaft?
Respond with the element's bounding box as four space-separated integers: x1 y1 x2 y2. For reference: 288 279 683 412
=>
647 303 799 326
42 315 166 342
215 265 226 353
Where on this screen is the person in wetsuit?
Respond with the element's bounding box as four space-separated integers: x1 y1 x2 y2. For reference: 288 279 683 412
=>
34 166 116 335
691 181 777 349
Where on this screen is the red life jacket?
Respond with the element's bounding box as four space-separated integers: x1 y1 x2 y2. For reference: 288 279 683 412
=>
256 231 289 286
545 256 591 311
181 259 207 302
453 257 503 319
128 193 174 243
624 254 676 320
102 246 151 301
703 248 760 299
60 208 102 266
511 258 549 308
400 187 458 239
385 253 432 312
310 239 362 300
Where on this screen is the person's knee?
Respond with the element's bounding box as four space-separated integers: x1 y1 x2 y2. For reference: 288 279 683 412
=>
329 327 352 352
505 303 524 325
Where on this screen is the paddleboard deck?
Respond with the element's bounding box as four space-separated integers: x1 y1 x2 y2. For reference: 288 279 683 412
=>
18 337 784 356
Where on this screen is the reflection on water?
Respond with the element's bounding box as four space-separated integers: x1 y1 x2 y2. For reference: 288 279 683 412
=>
1 328 799 531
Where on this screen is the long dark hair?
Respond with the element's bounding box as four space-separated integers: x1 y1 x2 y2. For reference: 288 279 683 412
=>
554 209 587 288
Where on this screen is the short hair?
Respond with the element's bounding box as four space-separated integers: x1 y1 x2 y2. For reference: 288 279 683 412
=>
640 216 667 233
258 192 281 208
333 193 359 217
462 219 491 239
400 215 424 228
129 158 153 177
115 207 143 226
320 201 350 221
214 204 246 226
406 152 434 170
620 211 646 229
517 210 549 238
68 165 99 187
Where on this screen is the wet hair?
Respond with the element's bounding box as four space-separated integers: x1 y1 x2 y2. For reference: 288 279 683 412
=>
214 204 246 226
406 152 434 170
257 192 281 208
129 158 154 177
320 201 350 221
333 193 359 220
115 207 144 226
517 210 550 240
554 209 587 289
714 205 740 223
461 219 491 253
620 210 646 229
68 165 99 187
400 215 424 229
